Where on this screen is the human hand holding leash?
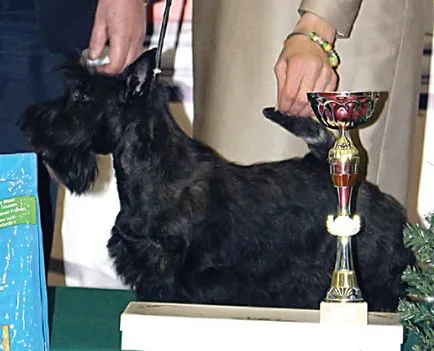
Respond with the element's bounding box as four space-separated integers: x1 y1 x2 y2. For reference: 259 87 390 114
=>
274 12 338 117
88 0 146 75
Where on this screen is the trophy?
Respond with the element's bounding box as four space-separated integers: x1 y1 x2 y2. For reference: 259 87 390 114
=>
307 91 381 322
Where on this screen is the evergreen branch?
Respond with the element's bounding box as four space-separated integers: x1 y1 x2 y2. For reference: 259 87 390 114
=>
398 212 434 350
403 219 434 263
398 299 434 350
402 266 434 296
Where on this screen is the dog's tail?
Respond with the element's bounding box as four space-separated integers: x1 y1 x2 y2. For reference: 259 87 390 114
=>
262 107 334 160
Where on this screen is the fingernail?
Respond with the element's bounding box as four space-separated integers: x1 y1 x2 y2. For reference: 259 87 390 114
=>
86 48 97 59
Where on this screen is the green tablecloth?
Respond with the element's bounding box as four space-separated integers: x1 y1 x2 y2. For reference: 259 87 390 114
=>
49 286 135 351
48 286 418 350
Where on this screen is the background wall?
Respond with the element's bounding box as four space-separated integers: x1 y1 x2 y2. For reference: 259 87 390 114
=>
418 29 434 226
47 0 434 287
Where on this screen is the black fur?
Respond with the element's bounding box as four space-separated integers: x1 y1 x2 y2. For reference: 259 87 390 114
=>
19 49 413 311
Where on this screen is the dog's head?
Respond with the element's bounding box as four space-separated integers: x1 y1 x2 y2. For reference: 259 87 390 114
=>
19 49 159 194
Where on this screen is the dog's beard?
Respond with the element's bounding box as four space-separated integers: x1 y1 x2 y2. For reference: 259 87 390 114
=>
42 148 98 194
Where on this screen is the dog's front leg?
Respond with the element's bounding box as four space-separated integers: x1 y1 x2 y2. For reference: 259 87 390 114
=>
108 211 190 302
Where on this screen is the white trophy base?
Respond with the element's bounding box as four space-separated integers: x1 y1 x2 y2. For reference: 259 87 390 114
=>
320 301 368 325
120 302 403 351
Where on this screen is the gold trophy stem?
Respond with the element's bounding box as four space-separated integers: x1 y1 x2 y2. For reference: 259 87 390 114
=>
325 129 364 303
325 236 363 302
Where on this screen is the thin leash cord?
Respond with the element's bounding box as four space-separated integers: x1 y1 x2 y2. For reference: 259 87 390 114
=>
153 0 173 78
174 0 188 52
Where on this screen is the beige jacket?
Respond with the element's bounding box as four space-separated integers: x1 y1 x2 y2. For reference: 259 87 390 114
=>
192 0 430 211
299 0 362 38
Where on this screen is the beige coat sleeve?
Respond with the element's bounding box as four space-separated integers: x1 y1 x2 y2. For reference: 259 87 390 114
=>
298 0 362 37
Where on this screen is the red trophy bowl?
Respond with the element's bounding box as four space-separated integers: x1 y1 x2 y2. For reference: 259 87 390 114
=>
307 91 380 130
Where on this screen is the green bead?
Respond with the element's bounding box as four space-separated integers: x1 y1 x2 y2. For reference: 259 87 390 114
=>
323 43 332 52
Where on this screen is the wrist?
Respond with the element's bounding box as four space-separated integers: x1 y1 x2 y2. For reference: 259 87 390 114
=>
294 12 336 43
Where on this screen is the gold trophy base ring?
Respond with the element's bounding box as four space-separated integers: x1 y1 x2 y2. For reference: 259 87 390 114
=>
325 265 364 302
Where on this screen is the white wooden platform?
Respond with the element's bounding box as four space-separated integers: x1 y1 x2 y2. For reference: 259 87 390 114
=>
120 302 403 351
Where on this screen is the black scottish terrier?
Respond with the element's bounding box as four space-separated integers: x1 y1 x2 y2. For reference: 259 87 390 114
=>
19 49 413 311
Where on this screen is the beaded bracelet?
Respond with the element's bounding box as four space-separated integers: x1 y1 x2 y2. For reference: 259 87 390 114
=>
285 31 340 68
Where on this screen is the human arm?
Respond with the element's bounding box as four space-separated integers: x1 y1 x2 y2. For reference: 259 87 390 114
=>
275 0 362 116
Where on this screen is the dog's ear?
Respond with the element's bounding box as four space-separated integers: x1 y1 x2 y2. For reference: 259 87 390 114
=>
123 48 157 97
